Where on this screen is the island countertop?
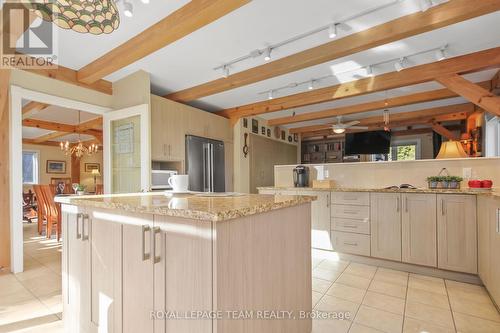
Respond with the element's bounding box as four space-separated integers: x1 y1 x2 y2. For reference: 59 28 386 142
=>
55 192 316 222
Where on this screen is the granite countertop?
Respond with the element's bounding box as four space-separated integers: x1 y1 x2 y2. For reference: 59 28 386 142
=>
55 192 316 222
257 186 500 197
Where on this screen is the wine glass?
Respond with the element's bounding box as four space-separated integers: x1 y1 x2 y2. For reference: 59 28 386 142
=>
72 183 79 195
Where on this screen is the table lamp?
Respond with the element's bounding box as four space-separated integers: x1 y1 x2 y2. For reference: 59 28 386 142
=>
436 140 468 159
92 169 101 191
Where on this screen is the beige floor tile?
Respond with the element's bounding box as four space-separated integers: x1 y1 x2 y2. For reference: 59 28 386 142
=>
20 274 62 298
315 295 360 320
327 283 366 304
368 280 407 299
408 275 447 295
312 317 351 333
0 313 62 333
373 269 408 287
313 278 333 294
0 298 52 326
402 317 455 333
313 257 324 269
405 301 455 329
313 267 343 282
313 291 324 308
406 287 450 310
453 312 500 333
354 305 403 333
362 291 405 315
344 263 377 279
449 294 500 323
0 287 36 308
446 282 492 304
38 291 63 318
318 259 350 272
349 323 386 333
409 273 444 284
336 273 372 290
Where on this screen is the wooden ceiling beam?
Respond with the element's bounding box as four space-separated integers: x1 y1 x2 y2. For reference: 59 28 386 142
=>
76 117 103 131
22 101 49 119
492 70 500 90
22 138 62 147
436 74 500 116
32 131 69 143
432 123 459 141
22 118 75 132
217 47 500 119
167 0 500 103
77 0 250 84
290 103 474 134
268 81 490 126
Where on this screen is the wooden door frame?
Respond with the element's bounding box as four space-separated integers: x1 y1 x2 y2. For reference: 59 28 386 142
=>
9 85 110 273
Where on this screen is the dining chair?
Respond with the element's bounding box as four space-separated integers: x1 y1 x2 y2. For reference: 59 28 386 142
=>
41 185 61 241
32 185 48 235
95 184 104 195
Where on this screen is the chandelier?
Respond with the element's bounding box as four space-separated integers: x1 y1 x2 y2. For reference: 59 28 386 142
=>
24 0 120 35
60 111 99 158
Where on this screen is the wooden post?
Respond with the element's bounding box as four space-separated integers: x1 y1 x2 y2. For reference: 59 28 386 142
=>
71 154 80 185
0 69 11 269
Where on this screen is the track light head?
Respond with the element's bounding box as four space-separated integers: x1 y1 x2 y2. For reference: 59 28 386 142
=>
268 90 274 100
435 46 447 61
395 58 407 72
123 1 133 17
419 0 433 12
328 23 338 39
263 47 272 61
308 80 315 90
222 65 229 78
366 65 374 77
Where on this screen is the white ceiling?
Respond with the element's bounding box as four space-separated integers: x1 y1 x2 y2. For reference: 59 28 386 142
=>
21 0 500 131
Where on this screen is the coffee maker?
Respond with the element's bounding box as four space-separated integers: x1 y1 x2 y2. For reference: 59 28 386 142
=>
293 165 309 187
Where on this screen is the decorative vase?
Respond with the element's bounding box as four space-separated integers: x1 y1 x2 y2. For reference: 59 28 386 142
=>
77 190 85 196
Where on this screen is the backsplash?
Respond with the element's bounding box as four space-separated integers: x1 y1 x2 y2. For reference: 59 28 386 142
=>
274 157 500 189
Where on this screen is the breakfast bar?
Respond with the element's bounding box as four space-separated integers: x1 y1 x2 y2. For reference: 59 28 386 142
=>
56 193 315 333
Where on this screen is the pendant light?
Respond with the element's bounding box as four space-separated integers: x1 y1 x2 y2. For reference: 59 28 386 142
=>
60 111 99 158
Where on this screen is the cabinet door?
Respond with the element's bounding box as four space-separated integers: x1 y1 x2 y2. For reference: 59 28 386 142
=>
122 216 155 333
370 193 401 261
65 209 91 333
164 109 186 161
477 197 491 286
402 194 437 267
310 191 332 250
437 195 477 274
489 198 500 306
89 210 123 333
153 216 213 333
151 101 165 161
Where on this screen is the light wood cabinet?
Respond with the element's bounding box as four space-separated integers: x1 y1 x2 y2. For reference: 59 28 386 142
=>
309 191 332 250
370 193 401 261
331 231 370 256
477 196 492 286
402 193 437 267
488 198 500 306
437 194 477 274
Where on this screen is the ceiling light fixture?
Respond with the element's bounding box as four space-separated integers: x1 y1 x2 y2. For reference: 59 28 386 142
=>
366 65 374 77
308 80 316 90
123 1 133 17
419 0 433 12
60 111 99 158
435 45 447 61
333 128 346 134
268 90 274 100
141 0 150 3
263 47 272 61
23 0 120 35
222 65 230 78
394 57 407 72
328 23 338 39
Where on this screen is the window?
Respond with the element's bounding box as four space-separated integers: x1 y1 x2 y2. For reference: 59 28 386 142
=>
22 151 39 184
485 115 500 157
372 139 421 161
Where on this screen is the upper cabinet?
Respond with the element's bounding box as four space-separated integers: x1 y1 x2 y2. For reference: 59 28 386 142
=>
150 95 232 163
437 194 477 274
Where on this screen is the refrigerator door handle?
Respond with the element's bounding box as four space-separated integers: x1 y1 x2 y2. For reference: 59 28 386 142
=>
203 143 209 192
210 143 215 192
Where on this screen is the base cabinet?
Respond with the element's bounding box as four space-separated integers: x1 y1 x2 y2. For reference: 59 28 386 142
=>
490 198 500 306
310 191 332 250
437 194 477 274
370 193 401 261
402 194 437 267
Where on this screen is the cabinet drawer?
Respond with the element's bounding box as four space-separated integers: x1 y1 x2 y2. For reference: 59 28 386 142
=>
332 217 370 235
331 204 369 220
331 192 370 206
331 231 370 256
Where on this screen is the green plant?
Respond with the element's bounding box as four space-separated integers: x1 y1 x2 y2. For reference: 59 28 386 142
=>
427 176 441 182
448 176 463 182
76 184 86 191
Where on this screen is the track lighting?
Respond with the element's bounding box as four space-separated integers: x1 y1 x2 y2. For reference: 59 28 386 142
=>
419 0 433 12
394 58 407 72
268 90 274 100
222 65 229 78
328 23 338 39
308 80 315 90
435 46 447 61
123 1 133 17
365 65 374 77
263 47 272 61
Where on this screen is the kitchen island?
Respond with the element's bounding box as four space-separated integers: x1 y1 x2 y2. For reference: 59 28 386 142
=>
56 193 315 333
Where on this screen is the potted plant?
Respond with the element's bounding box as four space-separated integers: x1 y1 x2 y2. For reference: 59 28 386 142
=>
448 176 463 189
76 184 86 196
427 176 440 189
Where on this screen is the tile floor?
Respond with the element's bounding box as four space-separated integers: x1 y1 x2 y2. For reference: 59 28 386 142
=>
0 223 63 333
311 250 500 333
2 224 500 333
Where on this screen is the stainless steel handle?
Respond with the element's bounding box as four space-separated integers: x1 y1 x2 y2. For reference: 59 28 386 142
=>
343 210 358 214
397 197 400 212
344 242 358 246
326 194 330 208
441 199 445 215
343 225 358 229
496 208 500 234
209 143 214 192
81 214 90 241
76 213 82 239
405 197 409 213
152 227 161 264
203 143 209 192
142 225 151 261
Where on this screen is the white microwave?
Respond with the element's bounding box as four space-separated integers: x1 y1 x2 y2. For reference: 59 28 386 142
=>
151 170 177 190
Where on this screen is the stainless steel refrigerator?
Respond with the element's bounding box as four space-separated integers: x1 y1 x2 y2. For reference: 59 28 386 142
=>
185 135 225 192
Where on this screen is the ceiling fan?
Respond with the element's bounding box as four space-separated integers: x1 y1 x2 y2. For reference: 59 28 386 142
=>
331 116 368 134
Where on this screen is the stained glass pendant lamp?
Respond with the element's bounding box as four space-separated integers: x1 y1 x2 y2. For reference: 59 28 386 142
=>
24 0 120 35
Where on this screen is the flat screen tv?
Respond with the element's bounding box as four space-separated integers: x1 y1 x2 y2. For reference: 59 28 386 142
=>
345 131 392 155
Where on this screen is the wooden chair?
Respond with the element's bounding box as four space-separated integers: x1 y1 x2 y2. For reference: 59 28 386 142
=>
32 185 48 235
95 184 104 195
23 190 37 223
41 185 61 241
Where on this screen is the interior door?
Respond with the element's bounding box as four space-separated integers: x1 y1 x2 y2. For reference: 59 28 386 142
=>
103 104 150 194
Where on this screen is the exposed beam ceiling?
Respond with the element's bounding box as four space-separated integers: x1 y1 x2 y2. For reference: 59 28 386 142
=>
23 118 103 143
77 0 251 84
432 122 459 141
217 47 500 119
167 0 500 103
23 118 75 132
23 138 62 147
493 70 500 89
22 101 49 120
290 103 474 134
268 81 491 126
32 131 69 144
435 74 500 116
